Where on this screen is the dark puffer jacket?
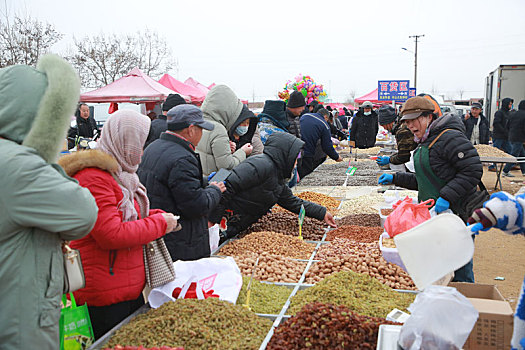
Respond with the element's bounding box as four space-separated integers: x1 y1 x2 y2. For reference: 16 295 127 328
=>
507 100 525 143
67 115 100 149
394 114 483 212
209 132 326 237
144 115 167 149
349 109 379 149
493 97 513 139
138 132 222 261
463 113 490 144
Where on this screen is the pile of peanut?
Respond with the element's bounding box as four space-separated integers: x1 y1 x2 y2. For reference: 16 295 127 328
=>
307 238 416 290
219 231 315 259
233 253 307 283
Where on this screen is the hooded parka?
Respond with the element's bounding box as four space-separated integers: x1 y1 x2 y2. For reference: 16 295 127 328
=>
229 105 264 155
196 85 248 176
493 97 514 140
0 56 98 350
209 132 326 237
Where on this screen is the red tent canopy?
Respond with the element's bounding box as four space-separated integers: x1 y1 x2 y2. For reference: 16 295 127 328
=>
80 68 183 103
355 88 401 105
158 74 206 103
184 77 211 95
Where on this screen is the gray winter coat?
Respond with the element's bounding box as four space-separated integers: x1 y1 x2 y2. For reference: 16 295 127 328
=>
196 85 247 176
0 56 98 350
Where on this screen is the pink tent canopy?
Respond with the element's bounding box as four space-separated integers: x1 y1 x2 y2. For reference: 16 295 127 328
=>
158 74 206 104
80 68 184 103
184 77 211 95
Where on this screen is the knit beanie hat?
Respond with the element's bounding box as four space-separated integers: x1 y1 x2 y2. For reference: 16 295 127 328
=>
378 105 397 125
162 94 186 111
287 91 306 108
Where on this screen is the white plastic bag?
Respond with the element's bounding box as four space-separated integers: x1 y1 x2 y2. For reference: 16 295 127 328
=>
148 256 242 308
209 224 220 252
398 285 479 350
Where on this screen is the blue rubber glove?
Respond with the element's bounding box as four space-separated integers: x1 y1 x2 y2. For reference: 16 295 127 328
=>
207 172 216 182
434 197 450 214
376 156 390 166
378 173 393 185
468 222 484 235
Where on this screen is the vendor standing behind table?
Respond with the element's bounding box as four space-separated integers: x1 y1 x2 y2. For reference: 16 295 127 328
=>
378 96 483 283
138 105 226 261
350 101 379 149
298 108 343 179
196 85 254 177
209 132 337 241
376 104 417 172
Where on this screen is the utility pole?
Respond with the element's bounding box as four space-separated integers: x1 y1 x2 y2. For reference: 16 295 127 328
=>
409 34 424 89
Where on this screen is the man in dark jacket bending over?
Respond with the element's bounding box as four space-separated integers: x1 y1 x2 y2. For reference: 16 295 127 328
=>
209 132 337 240
298 108 343 179
138 104 225 261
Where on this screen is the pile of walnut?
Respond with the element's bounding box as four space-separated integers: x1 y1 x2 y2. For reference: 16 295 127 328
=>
233 253 307 283
305 238 416 290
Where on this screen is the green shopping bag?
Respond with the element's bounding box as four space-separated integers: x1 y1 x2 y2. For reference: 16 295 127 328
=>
59 293 95 350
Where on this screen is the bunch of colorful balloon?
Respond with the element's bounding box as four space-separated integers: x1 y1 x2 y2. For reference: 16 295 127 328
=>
278 74 328 104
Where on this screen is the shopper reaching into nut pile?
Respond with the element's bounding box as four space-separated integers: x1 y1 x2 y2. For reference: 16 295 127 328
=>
209 132 337 242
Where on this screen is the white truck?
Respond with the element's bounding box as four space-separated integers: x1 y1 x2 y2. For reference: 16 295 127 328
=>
485 64 525 126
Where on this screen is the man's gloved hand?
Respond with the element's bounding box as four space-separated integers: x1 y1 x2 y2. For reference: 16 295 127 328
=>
434 197 450 214
207 172 216 182
467 207 497 234
376 156 390 166
378 173 393 185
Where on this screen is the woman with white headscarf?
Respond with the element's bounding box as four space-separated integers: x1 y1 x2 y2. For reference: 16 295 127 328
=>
58 110 179 339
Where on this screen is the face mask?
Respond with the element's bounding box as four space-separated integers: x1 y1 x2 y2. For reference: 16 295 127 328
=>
235 125 248 136
364 111 371 116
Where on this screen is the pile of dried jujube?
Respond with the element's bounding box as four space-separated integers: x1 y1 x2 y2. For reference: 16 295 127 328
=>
244 212 325 241
267 302 399 350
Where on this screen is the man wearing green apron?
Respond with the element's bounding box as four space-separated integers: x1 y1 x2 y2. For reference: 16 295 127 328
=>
378 97 483 283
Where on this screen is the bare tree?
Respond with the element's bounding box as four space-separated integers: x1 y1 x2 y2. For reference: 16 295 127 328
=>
134 29 175 79
68 30 176 88
457 88 465 100
0 11 63 68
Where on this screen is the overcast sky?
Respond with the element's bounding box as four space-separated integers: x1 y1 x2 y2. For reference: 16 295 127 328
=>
4 0 525 102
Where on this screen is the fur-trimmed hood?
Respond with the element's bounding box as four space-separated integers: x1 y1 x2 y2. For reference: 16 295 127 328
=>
0 54 80 163
58 149 119 177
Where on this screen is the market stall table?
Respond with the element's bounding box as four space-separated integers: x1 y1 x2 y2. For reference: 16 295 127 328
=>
480 156 518 190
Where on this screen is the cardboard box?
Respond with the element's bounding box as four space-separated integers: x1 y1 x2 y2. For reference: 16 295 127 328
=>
449 282 514 350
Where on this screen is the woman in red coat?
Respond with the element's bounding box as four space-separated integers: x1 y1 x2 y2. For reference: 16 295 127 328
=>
58 110 179 339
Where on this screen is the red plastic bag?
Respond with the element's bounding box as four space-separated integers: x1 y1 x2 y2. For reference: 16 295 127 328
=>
384 197 434 237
